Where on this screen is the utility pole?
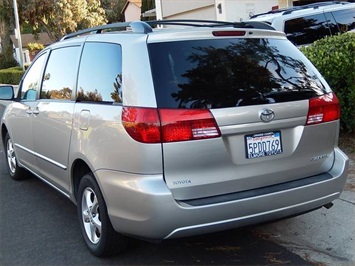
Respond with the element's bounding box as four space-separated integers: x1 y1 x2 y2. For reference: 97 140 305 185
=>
13 0 24 69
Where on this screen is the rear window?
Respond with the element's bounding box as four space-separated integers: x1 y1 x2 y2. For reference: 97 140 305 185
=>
148 38 328 109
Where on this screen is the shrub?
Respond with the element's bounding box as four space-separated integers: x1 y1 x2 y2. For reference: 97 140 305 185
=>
0 67 24 84
300 33 355 133
27 42 45 52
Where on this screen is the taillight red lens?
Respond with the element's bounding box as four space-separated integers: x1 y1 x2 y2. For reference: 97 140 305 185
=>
122 107 161 143
306 93 340 125
159 109 221 142
122 107 221 143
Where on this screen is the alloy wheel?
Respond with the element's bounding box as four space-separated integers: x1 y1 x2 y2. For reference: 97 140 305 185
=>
6 138 17 174
81 187 102 244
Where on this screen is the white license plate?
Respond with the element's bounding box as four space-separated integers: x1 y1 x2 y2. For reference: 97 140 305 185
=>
245 131 282 159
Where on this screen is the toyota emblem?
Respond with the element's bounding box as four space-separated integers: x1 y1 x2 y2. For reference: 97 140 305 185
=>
259 108 275 122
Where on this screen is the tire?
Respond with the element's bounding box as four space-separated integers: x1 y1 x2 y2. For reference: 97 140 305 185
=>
77 173 128 257
4 133 29 180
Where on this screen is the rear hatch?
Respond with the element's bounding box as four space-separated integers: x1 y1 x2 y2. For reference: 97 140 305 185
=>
147 30 340 200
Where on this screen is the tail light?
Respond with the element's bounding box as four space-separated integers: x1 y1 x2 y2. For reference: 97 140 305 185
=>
159 109 221 142
306 93 340 125
122 107 221 143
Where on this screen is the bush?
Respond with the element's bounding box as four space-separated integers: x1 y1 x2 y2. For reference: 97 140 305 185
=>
0 67 24 84
27 42 45 51
300 33 355 133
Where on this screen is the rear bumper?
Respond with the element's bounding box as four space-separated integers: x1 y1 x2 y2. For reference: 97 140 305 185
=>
96 147 349 240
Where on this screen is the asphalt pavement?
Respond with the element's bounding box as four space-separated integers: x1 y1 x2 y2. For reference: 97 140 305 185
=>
0 146 354 265
0 148 310 266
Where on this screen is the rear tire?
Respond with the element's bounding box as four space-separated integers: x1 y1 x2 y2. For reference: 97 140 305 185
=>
4 133 29 180
77 173 128 257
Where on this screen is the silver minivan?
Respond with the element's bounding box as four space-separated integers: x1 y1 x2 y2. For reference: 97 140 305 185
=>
0 20 349 256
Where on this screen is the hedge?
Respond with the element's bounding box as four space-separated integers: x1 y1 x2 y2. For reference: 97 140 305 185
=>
0 66 24 85
300 33 355 133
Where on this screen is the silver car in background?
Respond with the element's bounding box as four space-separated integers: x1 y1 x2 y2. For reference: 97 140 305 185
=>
0 20 349 256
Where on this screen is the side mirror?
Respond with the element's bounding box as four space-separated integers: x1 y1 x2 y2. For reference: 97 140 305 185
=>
0 85 14 100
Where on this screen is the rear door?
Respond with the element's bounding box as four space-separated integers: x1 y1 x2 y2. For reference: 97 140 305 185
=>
148 35 338 200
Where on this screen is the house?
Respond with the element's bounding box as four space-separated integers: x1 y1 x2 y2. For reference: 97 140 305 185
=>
155 0 348 22
155 0 294 22
122 0 142 22
10 32 53 65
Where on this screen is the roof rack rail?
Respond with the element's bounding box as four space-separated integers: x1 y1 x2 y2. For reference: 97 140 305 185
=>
61 21 131 41
60 19 275 41
250 1 349 18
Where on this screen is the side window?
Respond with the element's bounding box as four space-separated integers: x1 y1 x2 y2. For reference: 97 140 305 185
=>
331 9 355 33
41 46 81 100
77 42 122 103
284 13 331 45
21 53 46 100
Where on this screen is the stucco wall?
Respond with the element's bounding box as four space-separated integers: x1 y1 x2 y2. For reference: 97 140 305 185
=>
165 5 216 20
216 0 279 21
160 0 215 18
124 2 141 22
157 0 293 21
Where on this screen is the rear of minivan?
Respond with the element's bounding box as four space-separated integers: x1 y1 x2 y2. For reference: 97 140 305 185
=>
105 28 349 239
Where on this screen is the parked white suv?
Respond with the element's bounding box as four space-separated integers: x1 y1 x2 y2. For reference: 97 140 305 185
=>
249 1 355 46
0 20 349 256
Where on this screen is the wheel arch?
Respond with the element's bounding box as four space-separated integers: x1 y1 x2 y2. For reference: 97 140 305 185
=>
1 124 9 146
71 158 93 203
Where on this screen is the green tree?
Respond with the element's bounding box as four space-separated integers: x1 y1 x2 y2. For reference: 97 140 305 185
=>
18 0 108 41
0 0 18 69
101 0 125 23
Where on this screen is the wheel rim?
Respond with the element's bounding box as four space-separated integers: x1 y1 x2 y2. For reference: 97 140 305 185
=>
81 187 102 244
6 138 17 174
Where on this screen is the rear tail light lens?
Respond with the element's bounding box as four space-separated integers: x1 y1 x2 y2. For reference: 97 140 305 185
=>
159 109 221 142
122 107 161 143
306 93 340 125
122 107 221 143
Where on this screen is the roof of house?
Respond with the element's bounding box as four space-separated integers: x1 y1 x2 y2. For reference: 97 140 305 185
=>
10 32 53 49
121 0 142 14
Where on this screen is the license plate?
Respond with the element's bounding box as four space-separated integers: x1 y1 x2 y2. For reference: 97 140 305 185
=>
245 131 282 159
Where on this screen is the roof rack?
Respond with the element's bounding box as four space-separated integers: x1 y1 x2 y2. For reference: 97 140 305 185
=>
250 1 349 18
60 19 275 40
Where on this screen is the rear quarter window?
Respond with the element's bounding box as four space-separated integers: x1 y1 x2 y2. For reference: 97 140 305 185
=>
77 42 122 103
148 38 328 109
284 13 333 45
331 8 355 33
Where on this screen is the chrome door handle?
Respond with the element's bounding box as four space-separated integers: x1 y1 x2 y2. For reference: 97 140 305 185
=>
26 107 39 115
32 107 39 115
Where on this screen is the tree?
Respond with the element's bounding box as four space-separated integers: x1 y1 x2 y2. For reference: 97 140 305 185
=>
0 0 18 68
101 0 125 23
18 0 108 41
